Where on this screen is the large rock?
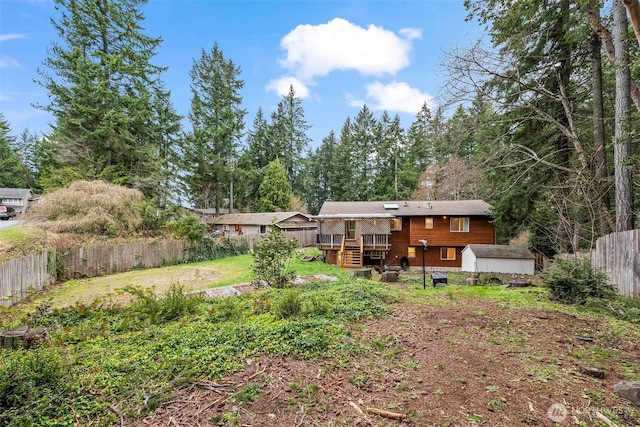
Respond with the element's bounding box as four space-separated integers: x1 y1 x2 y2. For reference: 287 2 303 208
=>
613 381 640 407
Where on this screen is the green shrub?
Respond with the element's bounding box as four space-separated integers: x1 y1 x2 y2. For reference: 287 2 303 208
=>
541 256 614 304
251 226 298 287
124 283 203 323
274 289 303 319
477 274 503 286
185 237 249 263
582 296 640 322
210 297 245 322
0 348 65 415
166 215 206 241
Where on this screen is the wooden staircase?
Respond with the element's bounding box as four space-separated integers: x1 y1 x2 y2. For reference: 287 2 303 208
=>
341 238 363 268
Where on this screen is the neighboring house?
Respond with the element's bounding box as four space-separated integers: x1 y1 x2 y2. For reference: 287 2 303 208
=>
0 188 34 214
186 207 235 223
211 211 317 235
316 200 496 269
461 244 535 275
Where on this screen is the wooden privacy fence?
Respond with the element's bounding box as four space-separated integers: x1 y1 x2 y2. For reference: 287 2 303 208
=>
1 252 53 308
592 229 640 297
0 230 316 307
238 230 316 251
58 240 189 279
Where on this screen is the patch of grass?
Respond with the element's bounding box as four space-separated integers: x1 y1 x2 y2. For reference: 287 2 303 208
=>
1 270 395 426
348 374 368 388
0 226 49 262
0 225 43 243
234 383 262 403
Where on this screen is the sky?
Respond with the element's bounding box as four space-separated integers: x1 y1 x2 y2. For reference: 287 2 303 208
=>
0 0 487 149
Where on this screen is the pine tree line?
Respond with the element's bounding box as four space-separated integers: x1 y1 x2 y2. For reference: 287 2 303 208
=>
1 0 638 257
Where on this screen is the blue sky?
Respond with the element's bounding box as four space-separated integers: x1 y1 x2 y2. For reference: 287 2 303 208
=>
0 0 486 148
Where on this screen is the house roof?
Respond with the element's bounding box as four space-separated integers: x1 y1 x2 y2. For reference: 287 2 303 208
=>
0 188 33 198
463 244 535 260
211 212 315 226
316 200 492 218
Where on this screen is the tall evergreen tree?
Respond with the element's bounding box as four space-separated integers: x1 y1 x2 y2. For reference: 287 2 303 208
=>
305 131 338 214
37 0 171 196
181 43 246 212
269 85 311 195
329 118 360 201
373 112 406 200
258 158 291 212
350 105 380 201
0 115 27 188
13 129 40 190
405 103 436 175
236 108 273 211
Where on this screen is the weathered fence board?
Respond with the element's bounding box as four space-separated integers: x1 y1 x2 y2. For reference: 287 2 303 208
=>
234 230 316 251
58 240 188 279
0 252 52 308
592 230 640 297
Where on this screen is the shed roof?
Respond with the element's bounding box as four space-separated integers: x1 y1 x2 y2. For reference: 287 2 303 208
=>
316 200 491 218
463 244 535 260
211 212 315 226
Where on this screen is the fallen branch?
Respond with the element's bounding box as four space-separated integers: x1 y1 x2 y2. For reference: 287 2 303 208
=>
596 411 619 427
108 404 124 427
365 407 407 420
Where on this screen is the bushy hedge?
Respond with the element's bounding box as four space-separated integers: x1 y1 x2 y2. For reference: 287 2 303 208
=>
184 236 249 263
541 255 614 304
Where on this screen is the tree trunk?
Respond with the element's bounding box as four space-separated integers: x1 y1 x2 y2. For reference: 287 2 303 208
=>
613 0 635 232
581 1 640 112
591 32 615 235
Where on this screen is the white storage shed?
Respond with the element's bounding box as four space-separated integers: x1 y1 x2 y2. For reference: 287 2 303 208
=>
461 244 535 275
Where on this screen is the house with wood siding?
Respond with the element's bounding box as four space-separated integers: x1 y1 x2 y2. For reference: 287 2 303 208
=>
315 200 496 269
211 212 316 236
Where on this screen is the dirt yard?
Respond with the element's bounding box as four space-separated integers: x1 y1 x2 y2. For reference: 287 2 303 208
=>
128 283 640 427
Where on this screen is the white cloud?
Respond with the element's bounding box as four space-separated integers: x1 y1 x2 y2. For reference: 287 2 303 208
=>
265 76 311 98
0 33 26 42
278 18 421 81
350 81 436 115
0 55 20 68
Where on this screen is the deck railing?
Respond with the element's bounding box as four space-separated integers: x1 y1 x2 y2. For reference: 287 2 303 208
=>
362 234 390 249
317 234 344 249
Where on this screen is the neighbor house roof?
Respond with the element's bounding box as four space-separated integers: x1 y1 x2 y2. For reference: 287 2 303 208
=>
463 244 535 260
316 200 492 218
211 212 315 227
0 188 33 199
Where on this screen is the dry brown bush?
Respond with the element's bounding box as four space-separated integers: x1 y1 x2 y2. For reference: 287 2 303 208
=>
25 180 145 235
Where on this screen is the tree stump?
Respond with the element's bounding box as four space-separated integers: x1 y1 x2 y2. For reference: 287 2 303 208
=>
381 271 399 282
353 269 372 279
0 326 49 349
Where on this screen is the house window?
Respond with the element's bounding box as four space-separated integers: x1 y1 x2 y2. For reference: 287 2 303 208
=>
2 198 20 204
450 217 469 232
259 225 267 234
390 218 402 230
440 247 456 260
424 217 434 229
407 247 416 258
